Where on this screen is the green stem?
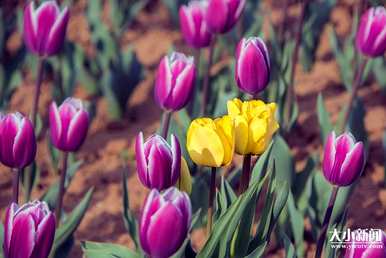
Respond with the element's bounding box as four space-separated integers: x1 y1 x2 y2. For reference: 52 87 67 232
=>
55 152 69 227
340 59 368 133
201 36 217 116
160 110 172 139
12 168 20 204
207 167 216 234
239 154 252 194
315 186 339 258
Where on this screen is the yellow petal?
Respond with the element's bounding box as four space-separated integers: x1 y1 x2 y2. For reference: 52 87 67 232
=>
227 98 243 116
248 117 268 155
214 115 235 165
233 115 249 155
187 118 225 167
176 157 192 194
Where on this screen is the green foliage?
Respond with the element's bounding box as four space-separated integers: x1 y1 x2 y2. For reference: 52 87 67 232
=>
82 241 142 258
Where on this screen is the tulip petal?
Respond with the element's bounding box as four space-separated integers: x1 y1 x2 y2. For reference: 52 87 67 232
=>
30 213 56 258
0 115 18 167
49 102 62 150
169 62 195 110
248 117 268 155
8 214 35 258
35 1 60 54
155 57 172 108
13 117 36 168
170 134 182 186
214 116 234 165
339 142 365 186
322 132 336 182
206 0 228 33
45 7 69 55
146 203 186 258
233 115 249 155
23 2 38 54
140 190 161 254
136 132 149 187
66 110 89 151
3 203 18 257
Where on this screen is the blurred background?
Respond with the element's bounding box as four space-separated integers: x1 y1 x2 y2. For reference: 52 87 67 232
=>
0 0 385 257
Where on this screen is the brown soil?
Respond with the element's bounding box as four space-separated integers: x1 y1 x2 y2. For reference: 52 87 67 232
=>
0 0 385 257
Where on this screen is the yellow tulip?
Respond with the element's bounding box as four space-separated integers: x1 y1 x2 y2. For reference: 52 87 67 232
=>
177 157 192 194
187 116 234 167
227 98 279 155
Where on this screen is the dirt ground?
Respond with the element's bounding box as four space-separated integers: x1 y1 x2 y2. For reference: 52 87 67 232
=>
0 0 385 257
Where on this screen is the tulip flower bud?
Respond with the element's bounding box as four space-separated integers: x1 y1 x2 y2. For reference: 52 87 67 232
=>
135 132 181 191
344 230 386 258
206 0 246 34
140 187 192 258
187 115 234 167
155 52 196 111
235 37 270 95
356 6 386 58
49 98 89 152
23 1 70 57
0 113 36 169
179 1 213 48
227 98 279 155
322 132 365 186
3 201 56 258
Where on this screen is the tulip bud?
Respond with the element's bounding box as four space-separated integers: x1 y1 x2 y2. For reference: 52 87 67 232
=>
206 0 246 34
155 52 196 111
140 187 192 258
0 113 36 169
187 115 234 167
135 132 181 191
227 98 279 155
344 230 386 258
49 98 89 152
235 37 270 95
23 1 70 57
322 132 365 186
3 201 56 258
179 1 213 48
356 6 386 58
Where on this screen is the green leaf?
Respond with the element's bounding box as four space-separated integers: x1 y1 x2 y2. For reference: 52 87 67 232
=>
282 232 297 258
316 94 333 143
250 141 274 183
0 222 4 258
196 172 269 258
122 169 139 249
287 192 304 257
52 188 94 253
81 241 142 258
271 135 294 185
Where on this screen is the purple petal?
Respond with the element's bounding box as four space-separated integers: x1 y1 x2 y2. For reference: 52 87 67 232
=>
322 131 336 183
45 7 69 55
206 0 228 33
0 115 18 167
23 2 38 54
8 214 36 258
170 134 182 186
146 203 186 258
136 132 149 187
155 57 172 109
13 117 36 168
339 142 365 186
66 110 89 151
140 190 161 254
35 1 60 55
49 102 63 150
147 141 173 190
30 213 56 258
3 203 18 257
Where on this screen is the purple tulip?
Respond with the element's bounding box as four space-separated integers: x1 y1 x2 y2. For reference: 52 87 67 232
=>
235 37 270 95
23 0 70 56
356 6 386 57
322 132 365 187
344 230 386 258
3 201 56 258
0 113 36 169
140 187 192 258
206 0 246 34
179 1 213 48
49 97 89 152
135 132 181 191
155 52 196 111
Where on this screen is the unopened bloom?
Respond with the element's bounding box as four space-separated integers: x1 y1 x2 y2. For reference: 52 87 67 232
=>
179 1 213 48
3 201 56 258
322 132 365 186
49 98 89 152
206 0 246 34
227 98 278 155
344 230 386 258
235 37 270 95
140 187 192 258
187 115 234 167
23 1 70 56
356 6 386 57
155 52 196 111
136 132 181 191
0 113 36 169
